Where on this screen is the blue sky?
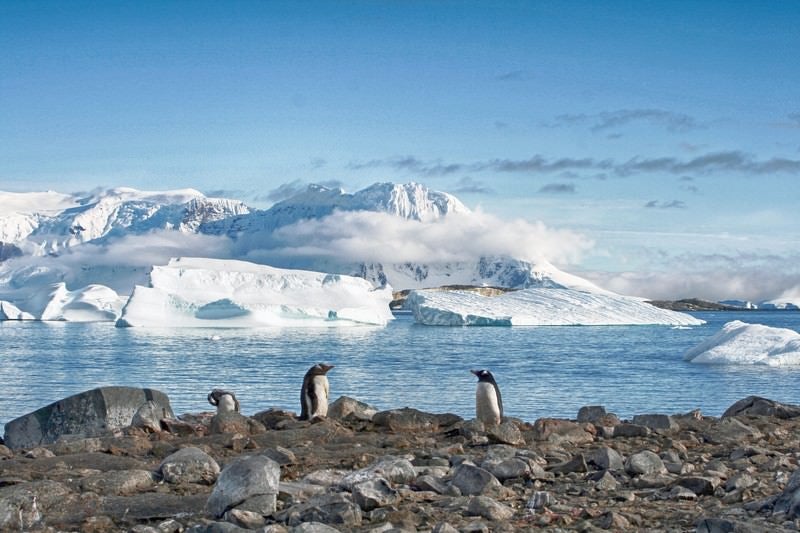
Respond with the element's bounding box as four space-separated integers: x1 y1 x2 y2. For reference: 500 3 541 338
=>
2 1 799 301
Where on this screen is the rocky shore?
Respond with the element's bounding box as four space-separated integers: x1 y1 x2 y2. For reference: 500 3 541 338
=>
3 393 800 532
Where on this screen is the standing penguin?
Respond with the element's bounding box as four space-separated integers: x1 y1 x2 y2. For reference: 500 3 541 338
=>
207 389 240 414
471 369 503 426
300 363 334 420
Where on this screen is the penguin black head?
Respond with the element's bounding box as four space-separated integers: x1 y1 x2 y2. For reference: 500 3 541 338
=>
471 369 497 384
307 363 334 376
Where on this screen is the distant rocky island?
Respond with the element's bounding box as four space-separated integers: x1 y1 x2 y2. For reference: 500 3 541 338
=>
648 298 799 312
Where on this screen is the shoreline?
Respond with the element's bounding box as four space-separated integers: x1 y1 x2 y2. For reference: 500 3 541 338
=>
2 392 800 531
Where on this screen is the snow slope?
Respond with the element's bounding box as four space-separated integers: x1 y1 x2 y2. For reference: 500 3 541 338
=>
407 288 703 326
0 282 126 322
683 320 800 365
117 257 394 327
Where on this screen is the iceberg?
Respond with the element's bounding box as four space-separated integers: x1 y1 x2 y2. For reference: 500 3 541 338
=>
116 257 394 327
0 282 126 322
407 288 704 326
683 320 800 366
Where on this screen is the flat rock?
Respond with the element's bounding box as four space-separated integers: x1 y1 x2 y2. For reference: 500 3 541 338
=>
372 408 461 432
352 477 398 511
3 387 174 449
625 450 666 476
209 412 267 435
530 418 594 445
486 421 526 446
81 469 157 496
632 414 678 430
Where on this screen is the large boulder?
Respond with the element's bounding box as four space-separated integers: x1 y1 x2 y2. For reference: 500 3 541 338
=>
160 447 221 485
723 396 800 419
3 387 174 449
207 455 280 518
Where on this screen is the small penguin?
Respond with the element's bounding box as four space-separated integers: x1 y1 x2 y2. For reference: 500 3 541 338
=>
207 388 240 414
471 369 503 426
300 363 334 420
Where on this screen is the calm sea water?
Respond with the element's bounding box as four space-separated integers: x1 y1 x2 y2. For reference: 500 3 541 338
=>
2 311 799 435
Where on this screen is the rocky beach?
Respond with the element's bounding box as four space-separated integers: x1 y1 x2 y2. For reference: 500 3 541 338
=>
2 389 800 532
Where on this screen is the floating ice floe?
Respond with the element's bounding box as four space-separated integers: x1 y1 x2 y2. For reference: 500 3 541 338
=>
683 320 800 366
116 257 394 327
0 282 126 322
407 288 704 326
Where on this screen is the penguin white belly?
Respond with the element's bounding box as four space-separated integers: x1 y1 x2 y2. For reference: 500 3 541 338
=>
476 382 501 426
217 394 237 413
311 375 330 417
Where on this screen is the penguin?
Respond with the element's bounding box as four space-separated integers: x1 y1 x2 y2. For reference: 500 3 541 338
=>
300 363 334 420
207 388 240 414
471 369 503 426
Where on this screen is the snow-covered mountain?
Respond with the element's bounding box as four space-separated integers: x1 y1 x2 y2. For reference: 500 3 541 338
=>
1 187 249 255
0 181 609 321
206 182 469 237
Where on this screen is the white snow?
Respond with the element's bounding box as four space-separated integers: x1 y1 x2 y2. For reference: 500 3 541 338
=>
117 257 394 327
0 282 126 322
683 320 800 365
407 288 704 326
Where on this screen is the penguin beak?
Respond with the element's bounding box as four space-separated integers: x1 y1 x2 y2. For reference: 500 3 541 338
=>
321 364 335 373
470 369 480 377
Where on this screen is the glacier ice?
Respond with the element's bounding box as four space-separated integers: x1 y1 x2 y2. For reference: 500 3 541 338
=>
407 288 704 326
116 257 394 327
683 320 800 365
0 282 126 322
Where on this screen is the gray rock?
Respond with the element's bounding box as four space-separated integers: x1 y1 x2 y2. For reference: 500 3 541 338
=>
588 446 624 471
340 456 416 490
725 472 756 492
695 517 772 533
372 408 461 432
352 477 398 511
669 485 697 500
3 386 174 449
531 418 594 445
261 446 297 465
207 455 280 518
467 495 514 521
597 510 630 530
414 474 449 494
187 523 251 533
280 493 361 528
703 418 762 444
612 423 651 438
279 481 327 503
577 405 607 423
594 471 618 491
772 467 800 518
625 450 666 476
449 463 504 497
132 400 165 432
722 396 800 419
303 469 347 487
549 453 588 475
526 491 553 511
676 476 719 496
225 508 266 529
101 493 207 521
327 396 378 421
209 412 266 435
0 480 73 530
482 457 531 481
632 414 678 430
432 523 459 533
486 421 525 446
159 447 220 484
290 523 342 533
81 469 157 495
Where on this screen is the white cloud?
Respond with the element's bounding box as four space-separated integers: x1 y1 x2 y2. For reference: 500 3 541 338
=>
237 209 593 267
